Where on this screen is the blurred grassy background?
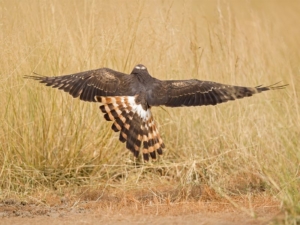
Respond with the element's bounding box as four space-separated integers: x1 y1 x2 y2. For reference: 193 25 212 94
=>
0 0 299 222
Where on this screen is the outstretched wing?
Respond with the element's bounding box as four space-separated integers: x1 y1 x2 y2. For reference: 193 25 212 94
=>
161 80 287 107
24 68 135 102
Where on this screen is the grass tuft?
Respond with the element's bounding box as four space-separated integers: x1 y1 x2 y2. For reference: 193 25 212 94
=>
1 0 299 223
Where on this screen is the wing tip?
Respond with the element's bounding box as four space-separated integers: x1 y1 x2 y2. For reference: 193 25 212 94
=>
256 81 289 92
23 72 47 81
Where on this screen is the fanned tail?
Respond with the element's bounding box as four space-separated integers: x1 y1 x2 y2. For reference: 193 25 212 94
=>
96 96 165 161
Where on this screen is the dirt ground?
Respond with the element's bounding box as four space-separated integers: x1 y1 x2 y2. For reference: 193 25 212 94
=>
0 197 281 225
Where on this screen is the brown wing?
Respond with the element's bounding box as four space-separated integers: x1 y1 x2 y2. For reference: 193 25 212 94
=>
24 68 135 102
161 80 287 107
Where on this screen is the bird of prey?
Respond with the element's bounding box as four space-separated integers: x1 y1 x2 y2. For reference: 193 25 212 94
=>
25 64 287 161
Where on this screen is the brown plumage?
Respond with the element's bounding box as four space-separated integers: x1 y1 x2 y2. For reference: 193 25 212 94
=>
25 64 287 160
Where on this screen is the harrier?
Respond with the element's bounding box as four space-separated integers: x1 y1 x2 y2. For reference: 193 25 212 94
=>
25 64 287 161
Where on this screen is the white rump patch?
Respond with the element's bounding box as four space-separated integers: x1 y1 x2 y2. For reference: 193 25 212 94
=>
96 95 152 122
127 96 151 121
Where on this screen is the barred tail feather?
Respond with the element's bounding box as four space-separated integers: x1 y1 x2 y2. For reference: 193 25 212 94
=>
144 116 165 160
95 95 165 161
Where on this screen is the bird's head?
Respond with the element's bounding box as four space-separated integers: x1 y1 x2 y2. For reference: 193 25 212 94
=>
131 64 149 75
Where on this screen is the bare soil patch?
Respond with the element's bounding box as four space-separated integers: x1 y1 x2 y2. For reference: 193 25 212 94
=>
0 194 281 225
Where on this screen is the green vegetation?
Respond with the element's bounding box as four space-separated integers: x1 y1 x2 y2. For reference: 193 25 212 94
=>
0 0 299 223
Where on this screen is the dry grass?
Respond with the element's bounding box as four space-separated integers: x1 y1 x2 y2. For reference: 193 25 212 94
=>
0 0 299 223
